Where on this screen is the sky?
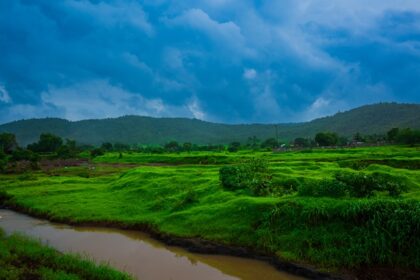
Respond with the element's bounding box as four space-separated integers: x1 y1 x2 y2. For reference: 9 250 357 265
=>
1 0 420 124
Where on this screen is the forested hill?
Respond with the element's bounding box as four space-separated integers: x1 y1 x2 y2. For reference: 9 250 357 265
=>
1 103 419 146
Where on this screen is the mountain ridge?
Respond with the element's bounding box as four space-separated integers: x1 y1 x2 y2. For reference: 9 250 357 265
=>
1 103 419 146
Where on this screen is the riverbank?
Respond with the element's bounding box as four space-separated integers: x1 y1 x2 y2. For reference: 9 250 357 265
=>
1 147 419 279
0 209 306 280
1 204 331 280
0 227 132 280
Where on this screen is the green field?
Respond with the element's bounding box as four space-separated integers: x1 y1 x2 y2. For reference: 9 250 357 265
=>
1 146 420 275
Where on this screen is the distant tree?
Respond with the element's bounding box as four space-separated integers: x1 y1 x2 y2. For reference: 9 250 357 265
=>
0 149 7 172
228 142 241 152
0 133 18 154
101 142 113 151
353 132 365 142
365 134 386 144
183 142 192 152
387 128 400 142
44 139 78 159
338 136 349 146
78 144 95 151
261 138 279 149
294 138 309 148
90 148 105 158
315 132 338 146
27 133 63 153
395 128 420 145
246 136 260 149
11 148 39 163
164 141 180 152
113 142 130 152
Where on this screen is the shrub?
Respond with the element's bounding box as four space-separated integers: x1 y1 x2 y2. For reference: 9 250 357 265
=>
335 172 378 198
219 166 242 190
371 172 408 197
334 171 408 198
219 159 273 196
316 179 347 197
298 179 347 198
273 177 301 195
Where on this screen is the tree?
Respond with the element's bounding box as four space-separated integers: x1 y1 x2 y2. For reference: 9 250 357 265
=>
294 138 309 148
27 133 63 153
90 148 104 158
101 142 113 151
261 138 279 149
0 149 7 172
246 136 260 149
113 142 130 152
164 141 180 152
182 142 192 152
11 148 38 162
338 136 349 146
353 132 365 142
315 132 338 146
387 128 399 142
395 128 420 145
0 133 18 154
56 139 79 159
228 142 241 152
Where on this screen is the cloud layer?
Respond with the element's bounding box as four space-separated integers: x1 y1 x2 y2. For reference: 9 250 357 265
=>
0 0 419 124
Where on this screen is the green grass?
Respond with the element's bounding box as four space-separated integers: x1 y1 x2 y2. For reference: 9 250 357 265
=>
0 228 132 280
1 146 419 273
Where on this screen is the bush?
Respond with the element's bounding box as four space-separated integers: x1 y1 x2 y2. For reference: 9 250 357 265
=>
371 172 408 197
297 172 408 198
219 159 273 196
273 177 301 195
335 172 377 198
334 171 408 198
219 166 242 190
298 179 347 198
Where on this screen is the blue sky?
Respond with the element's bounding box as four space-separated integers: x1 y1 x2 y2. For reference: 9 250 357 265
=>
1 0 419 124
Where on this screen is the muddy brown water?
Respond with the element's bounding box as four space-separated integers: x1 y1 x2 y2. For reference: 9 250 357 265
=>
0 209 305 280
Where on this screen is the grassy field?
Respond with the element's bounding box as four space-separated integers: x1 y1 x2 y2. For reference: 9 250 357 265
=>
1 146 419 275
0 228 132 280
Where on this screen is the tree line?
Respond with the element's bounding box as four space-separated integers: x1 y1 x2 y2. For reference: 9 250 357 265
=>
1 127 419 172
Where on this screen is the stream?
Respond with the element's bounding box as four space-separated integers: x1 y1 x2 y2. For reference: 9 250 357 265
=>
0 209 305 280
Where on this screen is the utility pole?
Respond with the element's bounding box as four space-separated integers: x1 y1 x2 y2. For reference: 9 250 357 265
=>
275 125 279 148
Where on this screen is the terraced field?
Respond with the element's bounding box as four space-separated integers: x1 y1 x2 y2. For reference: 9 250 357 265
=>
1 146 419 278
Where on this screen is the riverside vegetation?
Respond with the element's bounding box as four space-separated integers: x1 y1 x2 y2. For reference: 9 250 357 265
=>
0 228 132 280
0 142 419 278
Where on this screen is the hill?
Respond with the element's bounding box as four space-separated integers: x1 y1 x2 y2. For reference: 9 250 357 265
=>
1 103 419 146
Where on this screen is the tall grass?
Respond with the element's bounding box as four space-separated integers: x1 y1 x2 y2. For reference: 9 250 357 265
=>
259 198 420 267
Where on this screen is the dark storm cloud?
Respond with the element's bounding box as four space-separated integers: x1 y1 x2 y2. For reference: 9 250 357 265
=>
0 0 419 123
